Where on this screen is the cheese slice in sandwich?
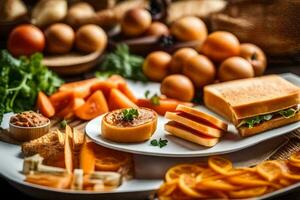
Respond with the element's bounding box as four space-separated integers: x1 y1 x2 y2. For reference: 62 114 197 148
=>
165 111 223 138
176 104 228 131
165 121 219 147
204 75 300 137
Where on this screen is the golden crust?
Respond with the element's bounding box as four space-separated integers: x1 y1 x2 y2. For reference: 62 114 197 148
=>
204 75 300 122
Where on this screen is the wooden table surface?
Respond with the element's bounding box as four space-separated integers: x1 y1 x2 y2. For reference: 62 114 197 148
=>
1 65 300 200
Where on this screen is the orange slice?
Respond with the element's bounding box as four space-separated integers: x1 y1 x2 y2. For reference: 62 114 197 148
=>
95 157 122 171
158 180 178 197
279 178 294 186
208 156 233 175
288 160 300 168
228 186 268 198
256 161 282 181
178 174 209 198
226 172 271 186
195 168 224 182
196 179 238 191
165 164 203 182
289 151 300 163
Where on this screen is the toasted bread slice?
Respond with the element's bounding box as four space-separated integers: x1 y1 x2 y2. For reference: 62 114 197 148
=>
204 75 300 123
165 112 223 138
22 129 64 159
165 121 219 147
239 112 300 137
176 105 228 131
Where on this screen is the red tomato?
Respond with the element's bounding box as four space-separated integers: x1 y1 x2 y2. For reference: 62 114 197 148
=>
8 24 45 56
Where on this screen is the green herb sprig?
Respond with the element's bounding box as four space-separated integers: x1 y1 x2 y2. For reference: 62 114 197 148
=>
96 44 147 81
150 138 168 148
0 50 63 123
144 90 160 106
122 108 139 121
60 120 67 129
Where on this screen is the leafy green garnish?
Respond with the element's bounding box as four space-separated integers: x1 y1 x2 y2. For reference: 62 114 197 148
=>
96 44 147 81
150 94 160 106
122 108 139 121
144 90 160 106
238 107 299 128
150 138 168 148
0 50 63 123
150 139 158 146
279 108 297 118
60 120 67 129
238 114 272 128
144 90 150 98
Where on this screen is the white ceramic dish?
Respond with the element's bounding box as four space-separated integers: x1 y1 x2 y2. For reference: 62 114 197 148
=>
86 73 300 157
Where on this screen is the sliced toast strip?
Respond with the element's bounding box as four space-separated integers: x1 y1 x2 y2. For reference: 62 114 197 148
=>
165 121 219 147
176 105 228 131
165 112 223 138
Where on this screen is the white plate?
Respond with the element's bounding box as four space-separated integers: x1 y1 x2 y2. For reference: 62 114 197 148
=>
86 73 300 157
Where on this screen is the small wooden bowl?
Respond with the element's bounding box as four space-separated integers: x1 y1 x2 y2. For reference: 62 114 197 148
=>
42 51 103 76
9 120 50 142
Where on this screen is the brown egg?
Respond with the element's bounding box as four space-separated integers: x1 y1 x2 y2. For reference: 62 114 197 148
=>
169 48 198 74
170 16 207 42
218 57 254 82
45 23 75 54
201 31 240 62
240 43 267 76
75 24 107 53
121 8 152 37
145 22 169 36
143 51 171 81
183 54 216 88
160 74 194 102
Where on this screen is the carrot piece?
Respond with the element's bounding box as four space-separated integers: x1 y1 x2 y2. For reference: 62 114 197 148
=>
56 98 85 119
59 78 102 98
108 75 126 84
50 91 75 112
75 90 109 120
90 81 119 98
137 98 193 115
108 88 137 110
37 91 55 118
79 140 95 174
65 125 74 174
117 82 137 103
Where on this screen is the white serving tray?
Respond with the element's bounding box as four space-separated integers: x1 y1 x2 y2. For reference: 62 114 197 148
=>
86 73 300 157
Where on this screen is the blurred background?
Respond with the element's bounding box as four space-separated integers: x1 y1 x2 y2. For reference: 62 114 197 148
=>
1 0 300 64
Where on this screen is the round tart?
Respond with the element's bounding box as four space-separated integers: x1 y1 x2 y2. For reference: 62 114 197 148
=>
101 107 157 143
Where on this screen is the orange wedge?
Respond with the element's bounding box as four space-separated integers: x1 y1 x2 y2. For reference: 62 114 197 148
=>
256 161 282 182
179 174 209 198
228 186 268 198
165 164 203 183
208 156 233 175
